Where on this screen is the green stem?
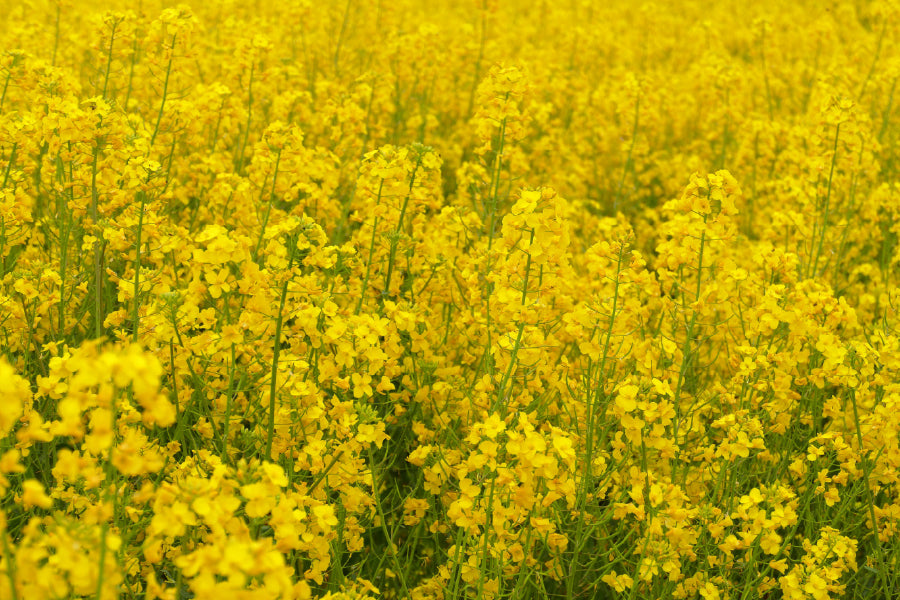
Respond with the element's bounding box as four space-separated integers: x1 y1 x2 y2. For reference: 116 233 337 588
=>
101 20 118 98
465 3 488 119
222 342 236 464
568 246 625 597
57 199 70 337
759 23 774 121
94 392 119 600
52 4 60 66
252 149 282 262
811 123 841 279
356 181 384 314
124 37 139 110
858 20 886 102
476 477 497 599
485 114 508 250
265 237 298 460
672 221 706 481
150 34 178 148
91 146 104 339
383 155 422 299
849 388 891 596
235 63 255 174
368 447 411 599
0 526 19 600
0 65 12 112
614 96 640 213
132 192 147 343
333 0 353 76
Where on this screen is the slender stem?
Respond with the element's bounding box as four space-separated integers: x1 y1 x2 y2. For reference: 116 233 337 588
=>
368 447 411 599
567 247 625 597
0 526 19 600
265 238 297 460
465 3 488 119
94 392 118 600
222 342 235 464
124 37 139 110
672 220 706 480
2 143 16 194
57 198 70 337
811 123 841 279
253 149 283 263
52 4 60 66
235 63 255 174
614 96 640 213
101 20 118 98
476 477 497 599
132 192 147 343
759 23 774 121
878 77 897 143
858 20 886 102
485 115 508 250
91 147 104 339
150 34 178 148
356 180 384 314
333 0 353 76
849 388 891 596
383 155 422 299
0 66 12 112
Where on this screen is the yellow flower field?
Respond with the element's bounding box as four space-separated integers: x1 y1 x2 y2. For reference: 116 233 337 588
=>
1 0 899 598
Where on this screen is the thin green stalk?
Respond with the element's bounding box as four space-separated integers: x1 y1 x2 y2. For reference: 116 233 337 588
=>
759 23 774 121
57 199 70 338
383 155 423 299
132 192 147 343
858 20 886 102
878 77 897 143
52 3 60 66
478 112 509 385
222 342 236 464
368 447 411 598
264 237 298 460
476 478 498 600
0 66 12 113
101 19 118 98
356 181 384 314
671 223 706 480
150 34 178 147
94 392 119 600
333 0 353 76
494 322 524 415
447 525 466 599
0 526 19 600
465 3 488 119
123 37 139 110
308 451 344 495
849 389 891 597
252 148 283 263
235 63 255 174
2 143 17 190
90 147 104 339
614 96 640 213
567 246 625 598
485 114 508 250
810 123 841 279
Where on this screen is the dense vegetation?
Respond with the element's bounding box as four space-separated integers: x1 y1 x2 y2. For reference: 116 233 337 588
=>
1 1 899 599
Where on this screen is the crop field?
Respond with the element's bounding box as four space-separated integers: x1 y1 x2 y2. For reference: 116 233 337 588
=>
0 0 899 599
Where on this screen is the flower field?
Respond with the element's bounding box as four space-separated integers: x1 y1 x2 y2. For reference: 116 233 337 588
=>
2 0 900 598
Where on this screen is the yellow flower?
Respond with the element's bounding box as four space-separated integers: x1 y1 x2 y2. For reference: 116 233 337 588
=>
21 479 53 509
615 384 639 412
0 361 27 435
